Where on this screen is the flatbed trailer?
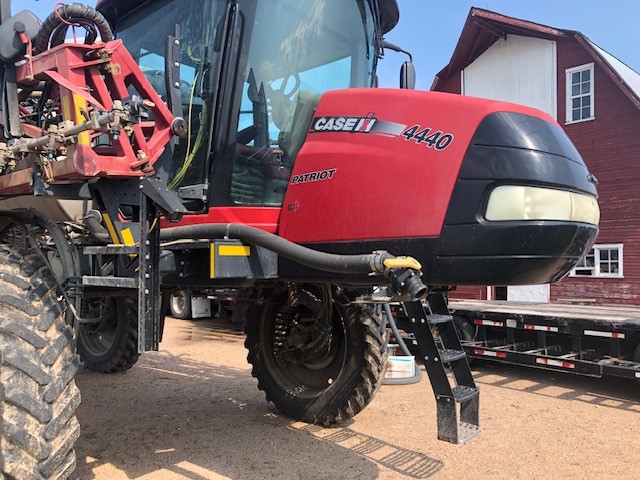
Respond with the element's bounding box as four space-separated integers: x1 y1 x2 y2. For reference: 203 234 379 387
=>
447 300 640 380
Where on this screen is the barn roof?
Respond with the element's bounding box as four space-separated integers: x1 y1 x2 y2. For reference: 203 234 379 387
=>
432 8 640 109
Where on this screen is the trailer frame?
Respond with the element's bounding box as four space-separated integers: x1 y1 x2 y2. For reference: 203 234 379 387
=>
447 300 640 380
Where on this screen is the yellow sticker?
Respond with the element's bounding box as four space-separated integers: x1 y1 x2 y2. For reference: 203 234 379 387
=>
218 245 251 256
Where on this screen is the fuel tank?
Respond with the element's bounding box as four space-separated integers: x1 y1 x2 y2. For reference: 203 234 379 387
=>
278 89 599 286
0 197 88 232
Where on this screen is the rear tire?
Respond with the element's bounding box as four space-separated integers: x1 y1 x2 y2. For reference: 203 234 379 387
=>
244 284 388 425
76 297 139 373
0 246 81 479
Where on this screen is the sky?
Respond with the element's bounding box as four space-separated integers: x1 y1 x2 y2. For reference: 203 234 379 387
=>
14 0 640 90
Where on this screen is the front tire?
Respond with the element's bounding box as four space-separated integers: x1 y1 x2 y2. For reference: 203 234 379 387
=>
244 284 388 425
0 246 81 479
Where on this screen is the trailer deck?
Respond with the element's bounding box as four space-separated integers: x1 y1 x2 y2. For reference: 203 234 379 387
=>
449 300 640 326
447 300 640 379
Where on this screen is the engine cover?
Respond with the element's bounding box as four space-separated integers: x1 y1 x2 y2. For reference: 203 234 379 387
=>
278 89 599 286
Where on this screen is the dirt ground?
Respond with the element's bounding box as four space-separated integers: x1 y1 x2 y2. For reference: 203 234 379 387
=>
72 316 640 480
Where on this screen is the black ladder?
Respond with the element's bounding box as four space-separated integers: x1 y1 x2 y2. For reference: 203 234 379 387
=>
402 293 480 444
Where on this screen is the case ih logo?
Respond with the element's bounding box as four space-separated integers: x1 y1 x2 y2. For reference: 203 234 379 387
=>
310 113 407 138
311 113 377 133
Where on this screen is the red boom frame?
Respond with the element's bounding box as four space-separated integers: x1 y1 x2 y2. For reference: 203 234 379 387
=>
0 40 174 196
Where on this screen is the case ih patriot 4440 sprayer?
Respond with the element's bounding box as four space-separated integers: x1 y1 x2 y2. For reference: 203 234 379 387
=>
0 1 599 478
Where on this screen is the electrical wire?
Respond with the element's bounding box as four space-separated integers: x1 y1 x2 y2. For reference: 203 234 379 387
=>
168 72 199 190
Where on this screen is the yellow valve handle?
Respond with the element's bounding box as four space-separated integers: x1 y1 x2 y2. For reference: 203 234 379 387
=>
383 256 422 271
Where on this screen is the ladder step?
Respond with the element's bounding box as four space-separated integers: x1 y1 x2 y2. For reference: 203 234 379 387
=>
427 314 453 325
457 421 481 444
84 245 139 255
439 349 467 363
402 297 480 445
82 276 138 289
451 385 479 403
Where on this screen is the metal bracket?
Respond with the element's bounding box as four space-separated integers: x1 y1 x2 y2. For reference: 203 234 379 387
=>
140 176 189 221
31 170 92 198
164 25 182 119
177 183 208 202
137 190 162 353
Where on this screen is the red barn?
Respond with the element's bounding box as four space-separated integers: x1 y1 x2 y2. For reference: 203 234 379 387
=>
432 8 640 305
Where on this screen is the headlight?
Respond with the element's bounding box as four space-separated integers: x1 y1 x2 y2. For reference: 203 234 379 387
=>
485 185 600 225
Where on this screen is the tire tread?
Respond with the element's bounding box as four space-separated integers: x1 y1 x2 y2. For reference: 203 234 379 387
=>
245 289 388 426
0 246 80 479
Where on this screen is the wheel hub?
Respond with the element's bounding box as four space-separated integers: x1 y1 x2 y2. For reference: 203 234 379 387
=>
272 285 335 368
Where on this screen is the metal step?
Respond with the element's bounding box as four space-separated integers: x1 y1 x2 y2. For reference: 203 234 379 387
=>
82 276 138 289
439 349 467 363
402 295 480 444
451 385 479 403
427 314 453 325
456 421 481 445
84 245 139 255
435 396 480 444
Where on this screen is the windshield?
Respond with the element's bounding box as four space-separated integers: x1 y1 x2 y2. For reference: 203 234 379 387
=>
117 0 226 199
116 0 378 209
226 0 377 207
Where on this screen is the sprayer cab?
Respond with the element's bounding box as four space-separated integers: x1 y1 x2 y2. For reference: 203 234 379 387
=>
0 0 597 289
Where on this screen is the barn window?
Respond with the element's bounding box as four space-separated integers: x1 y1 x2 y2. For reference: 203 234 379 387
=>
571 244 623 278
566 63 595 124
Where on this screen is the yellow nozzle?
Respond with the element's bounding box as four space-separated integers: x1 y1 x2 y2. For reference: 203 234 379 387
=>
383 256 422 271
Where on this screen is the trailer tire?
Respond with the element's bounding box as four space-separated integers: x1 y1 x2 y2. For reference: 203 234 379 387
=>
453 315 475 342
0 246 81 480
76 298 139 373
453 315 476 365
244 285 388 425
169 290 192 320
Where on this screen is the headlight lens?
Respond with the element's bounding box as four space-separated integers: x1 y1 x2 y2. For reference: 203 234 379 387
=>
485 185 600 225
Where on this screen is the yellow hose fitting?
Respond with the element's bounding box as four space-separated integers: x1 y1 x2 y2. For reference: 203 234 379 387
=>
383 256 422 271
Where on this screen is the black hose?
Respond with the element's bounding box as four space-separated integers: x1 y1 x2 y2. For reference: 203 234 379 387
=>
382 303 422 385
160 223 389 275
83 210 110 243
384 304 412 357
35 3 114 54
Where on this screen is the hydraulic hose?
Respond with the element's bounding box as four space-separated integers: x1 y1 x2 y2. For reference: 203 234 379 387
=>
35 3 114 54
160 224 427 301
160 223 394 275
83 210 110 243
382 303 422 385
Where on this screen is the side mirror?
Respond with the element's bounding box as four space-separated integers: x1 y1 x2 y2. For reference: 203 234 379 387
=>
381 39 416 90
400 61 416 90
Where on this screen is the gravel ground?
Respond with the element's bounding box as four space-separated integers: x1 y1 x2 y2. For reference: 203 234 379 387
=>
73 316 640 480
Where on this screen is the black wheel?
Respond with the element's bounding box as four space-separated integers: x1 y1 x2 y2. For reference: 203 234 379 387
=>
169 290 192 319
244 284 388 425
76 297 139 373
0 246 81 479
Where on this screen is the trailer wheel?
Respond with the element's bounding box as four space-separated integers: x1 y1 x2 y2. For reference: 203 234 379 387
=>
0 246 81 479
169 290 192 319
76 297 139 373
453 315 475 342
244 284 388 425
452 315 476 365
